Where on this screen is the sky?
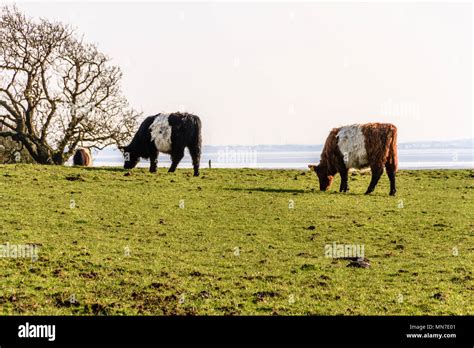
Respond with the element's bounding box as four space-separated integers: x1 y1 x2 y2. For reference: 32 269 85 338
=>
5 1 473 145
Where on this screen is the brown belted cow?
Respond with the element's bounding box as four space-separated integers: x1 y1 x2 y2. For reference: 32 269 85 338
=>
309 123 398 195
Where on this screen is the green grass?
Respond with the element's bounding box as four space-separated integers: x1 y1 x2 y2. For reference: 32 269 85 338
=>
0 164 473 315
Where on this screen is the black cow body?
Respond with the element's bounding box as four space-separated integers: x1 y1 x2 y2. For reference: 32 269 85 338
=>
122 113 202 176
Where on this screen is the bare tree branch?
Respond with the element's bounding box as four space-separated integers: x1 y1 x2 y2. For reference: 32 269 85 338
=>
0 5 140 164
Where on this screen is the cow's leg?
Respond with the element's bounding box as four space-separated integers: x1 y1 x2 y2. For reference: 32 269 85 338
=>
335 152 348 193
188 144 201 177
339 169 349 192
386 162 396 196
168 147 185 173
149 149 158 173
365 165 384 195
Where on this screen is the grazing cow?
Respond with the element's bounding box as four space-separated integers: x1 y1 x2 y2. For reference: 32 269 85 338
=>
72 148 92 167
121 112 202 176
308 123 398 195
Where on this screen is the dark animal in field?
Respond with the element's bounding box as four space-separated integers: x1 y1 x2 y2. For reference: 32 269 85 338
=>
309 123 398 195
121 112 202 176
72 148 92 167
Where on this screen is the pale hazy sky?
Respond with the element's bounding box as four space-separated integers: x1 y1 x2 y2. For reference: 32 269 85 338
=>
7 1 473 145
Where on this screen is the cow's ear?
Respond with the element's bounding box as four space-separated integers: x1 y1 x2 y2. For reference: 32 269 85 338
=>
308 164 317 171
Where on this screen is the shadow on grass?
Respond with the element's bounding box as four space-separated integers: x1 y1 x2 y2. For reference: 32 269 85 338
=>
327 190 363 196
225 187 307 194
78 166 126 173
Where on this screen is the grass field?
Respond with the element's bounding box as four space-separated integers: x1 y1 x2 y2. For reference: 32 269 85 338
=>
0 164 472 315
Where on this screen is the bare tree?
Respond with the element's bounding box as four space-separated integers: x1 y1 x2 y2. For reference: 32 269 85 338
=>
0 6 140 164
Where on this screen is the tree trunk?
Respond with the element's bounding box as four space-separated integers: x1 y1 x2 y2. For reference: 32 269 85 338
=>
34 152 54 164
15 135 55 164
52 152 66 165
8 132 68 165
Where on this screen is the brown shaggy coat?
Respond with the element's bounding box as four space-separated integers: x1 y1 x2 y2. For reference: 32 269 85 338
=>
309 123 398 195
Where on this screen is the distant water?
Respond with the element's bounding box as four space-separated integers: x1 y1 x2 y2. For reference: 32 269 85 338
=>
81 147 473 170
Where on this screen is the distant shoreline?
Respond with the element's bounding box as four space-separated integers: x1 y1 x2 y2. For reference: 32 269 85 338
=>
84 147 473 170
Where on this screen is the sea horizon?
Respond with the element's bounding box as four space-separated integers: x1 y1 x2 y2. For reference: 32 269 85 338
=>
72 141 473 170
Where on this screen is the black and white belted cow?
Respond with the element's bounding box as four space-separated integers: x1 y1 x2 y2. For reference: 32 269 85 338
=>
121 112 202 176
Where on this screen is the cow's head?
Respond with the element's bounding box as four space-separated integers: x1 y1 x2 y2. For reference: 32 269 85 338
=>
120 145 139 169
308 164 334 191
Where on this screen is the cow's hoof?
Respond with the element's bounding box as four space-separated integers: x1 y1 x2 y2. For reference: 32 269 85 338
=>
389 191 396 196
193 173 200 177
124 172 132 177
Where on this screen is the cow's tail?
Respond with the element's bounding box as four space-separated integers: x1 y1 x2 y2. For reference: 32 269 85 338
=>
192 115 202 148
387 125 398 172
